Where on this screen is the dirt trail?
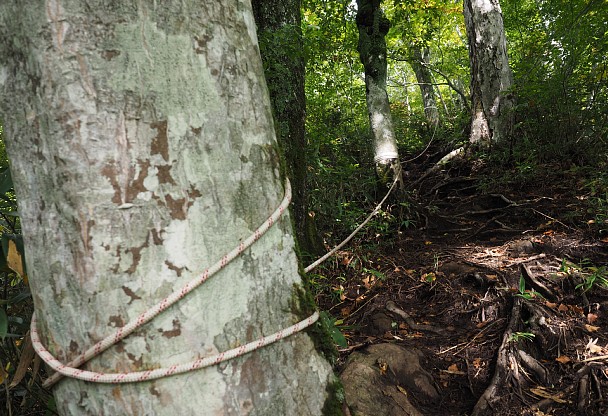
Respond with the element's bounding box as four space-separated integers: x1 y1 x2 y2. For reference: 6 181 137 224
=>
318 157 608 415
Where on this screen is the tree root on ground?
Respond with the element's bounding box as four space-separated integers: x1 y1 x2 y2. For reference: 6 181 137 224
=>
471 297 522 416
471 285 607 416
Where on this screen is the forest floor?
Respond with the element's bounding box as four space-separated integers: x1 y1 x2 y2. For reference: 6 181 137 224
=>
313 151 608 416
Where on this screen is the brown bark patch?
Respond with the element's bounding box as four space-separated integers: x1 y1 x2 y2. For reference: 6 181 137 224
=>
122 286 141 304
101 160 149 205
108 315 125 328
150 228 163 245
126 352 143 368
125 159 150 202
158 186 202 220
157 164 176 185
150 120 169 161
101 162 122 204
101 50 120 60
125 239 148 274
160 319 181 339
165 260 184 277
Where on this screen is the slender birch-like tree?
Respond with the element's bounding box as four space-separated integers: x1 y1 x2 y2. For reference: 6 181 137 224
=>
463 0 515 144
0 1 337 414
410 46 440 128
356 0 402 185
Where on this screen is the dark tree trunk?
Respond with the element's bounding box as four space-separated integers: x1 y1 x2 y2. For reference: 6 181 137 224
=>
251 0 323 256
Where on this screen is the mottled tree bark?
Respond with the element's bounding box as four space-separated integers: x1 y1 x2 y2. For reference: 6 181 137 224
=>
0 1 336 415
356 0 402 185
251 0 323 256
410 46 439 128
464 0 515 144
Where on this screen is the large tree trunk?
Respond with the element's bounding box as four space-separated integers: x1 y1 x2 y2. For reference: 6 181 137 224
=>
251 0 324 257
463 0 515 145
0 1 336 415
356 0 402 185
410 46 440 128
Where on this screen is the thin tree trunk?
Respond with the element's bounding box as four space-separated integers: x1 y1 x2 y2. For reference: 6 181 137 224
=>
251 0 323 256
410 46 440 127
464 0 515 144
356 0 402 185
0 2 336 415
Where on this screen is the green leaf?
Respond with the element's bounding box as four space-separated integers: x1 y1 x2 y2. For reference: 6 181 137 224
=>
319 311 348 348
518 274 526 294
0 168 12 196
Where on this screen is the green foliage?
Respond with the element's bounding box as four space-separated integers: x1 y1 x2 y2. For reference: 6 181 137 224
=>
319 311 348 348
514 274 543 300
509 331 536 343
560 258 608 293
503 0 608 164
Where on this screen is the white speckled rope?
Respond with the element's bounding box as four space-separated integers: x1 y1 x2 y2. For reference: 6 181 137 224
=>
32 179 321 386
32 174 399 387
31 310 319 385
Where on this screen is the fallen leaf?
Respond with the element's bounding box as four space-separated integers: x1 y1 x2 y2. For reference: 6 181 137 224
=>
362 276 371 289
555 355 571 364
421 272 436 283
9 332 35 388
569 305 584 314
558 304 569 312
584 324 600 332
545 302 558 309
424 241 433 245
529 387 568 403
586 338 603 353
473 358 482 368
396 385 408 396
377 359 388 375
448 363 459 372
587 313 599 324
7 240 24 276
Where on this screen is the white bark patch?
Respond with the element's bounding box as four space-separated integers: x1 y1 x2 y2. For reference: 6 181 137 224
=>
106 20 220 118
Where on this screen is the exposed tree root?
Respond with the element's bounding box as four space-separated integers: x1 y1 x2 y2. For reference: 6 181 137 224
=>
471 297 522 416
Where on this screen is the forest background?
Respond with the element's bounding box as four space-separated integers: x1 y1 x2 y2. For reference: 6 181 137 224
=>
0 0 607 414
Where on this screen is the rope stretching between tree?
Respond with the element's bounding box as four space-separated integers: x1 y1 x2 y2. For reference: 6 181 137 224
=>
31 175 399 386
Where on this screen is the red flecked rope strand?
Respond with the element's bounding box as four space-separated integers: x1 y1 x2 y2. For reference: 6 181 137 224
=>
32 180 317 387
31 175 398 386
31 310 319 384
